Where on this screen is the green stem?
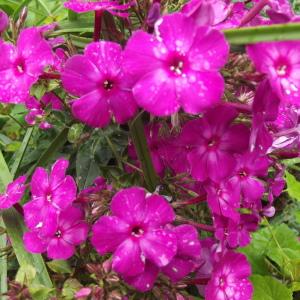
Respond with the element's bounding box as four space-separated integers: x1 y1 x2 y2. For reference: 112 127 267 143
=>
129 115 159 192
223 22 300 44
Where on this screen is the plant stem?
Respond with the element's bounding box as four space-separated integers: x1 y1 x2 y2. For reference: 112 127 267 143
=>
172 195 206 208
40 72 61 80
239 0 269 27
129 114 159 192
94 10 103 41
176 216 215 232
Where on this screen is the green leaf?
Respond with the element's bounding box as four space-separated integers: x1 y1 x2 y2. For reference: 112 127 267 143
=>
249 223 300 279
0 151 52 288
251 275 292 300
239 244 269 276
47 260 72 274
62 278 82 300
129 115 159 192
16 264 36 285
28 127 69 174
0 218 7 296
291 282 300 292
285 171 300 201
29 285 55 300
9 127 34 178
223 23 300 45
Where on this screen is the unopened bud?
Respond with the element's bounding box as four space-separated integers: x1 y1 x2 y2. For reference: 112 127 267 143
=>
0 10 9 34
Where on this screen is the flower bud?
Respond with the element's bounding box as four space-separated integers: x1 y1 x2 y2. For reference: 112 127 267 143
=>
0 10 9 34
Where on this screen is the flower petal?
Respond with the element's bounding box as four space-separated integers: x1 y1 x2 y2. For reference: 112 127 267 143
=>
47 238 75 260
23 231 47 253
111 187 146 224
133 69 179 116
143 194 175 227
176 71 224 114
62 55 100 96
71 90 110 128
124 261 159 292
140 228 177 267
112 238 145 277
91 216 130 254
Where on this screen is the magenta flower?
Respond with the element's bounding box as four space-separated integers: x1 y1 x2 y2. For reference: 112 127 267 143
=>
64 0 133 17
250 79 280 153
123 260 159 292
124 13 229 116
181 0 232 26
162 225 201 282
205 180 240 222
91 187 177 277
0 27 54 104
215 214 259 248
25 93 63 129
229 151 269 201
24 206 88 259
247 41 300 105
205 251 253 300
0 10 9 34
62 41 137 128
180 106 249 182
24 158 77 236
0 176 26 209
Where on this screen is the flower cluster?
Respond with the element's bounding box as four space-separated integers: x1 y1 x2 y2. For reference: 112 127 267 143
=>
91 187 201 291
23 159 88 259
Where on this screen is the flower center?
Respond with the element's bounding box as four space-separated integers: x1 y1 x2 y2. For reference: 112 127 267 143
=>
131 226 144 237
46 193 52 202
276 64 288 76
170 60 184 75
219 276 226 287
14 58 26 76
238 169 248 178
55 230 62 238
275 58 290 77
103 80 114 91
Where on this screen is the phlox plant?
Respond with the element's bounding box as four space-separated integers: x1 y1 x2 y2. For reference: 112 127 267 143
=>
0 0 300 299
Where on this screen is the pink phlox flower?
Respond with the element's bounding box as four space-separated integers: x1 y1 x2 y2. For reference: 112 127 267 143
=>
77 176 111 204
181 0 232 27
124 13 229 116
24 205 88 259
0 176 27 209
64 0 134 18
247 41 300 106
205 180 240 222
250 79 280 153
205 251 253 300
24 158 77 236
180 105 249 182
269 104 300 151
25 93 63 129
0 27 54 104
228 151 269 202
62 41 137 128
196 238 216 297
266 0 300 24
0 10 9 34
91 187 177 278
214 214 259 248
75 287 92 299
161 224 201 282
